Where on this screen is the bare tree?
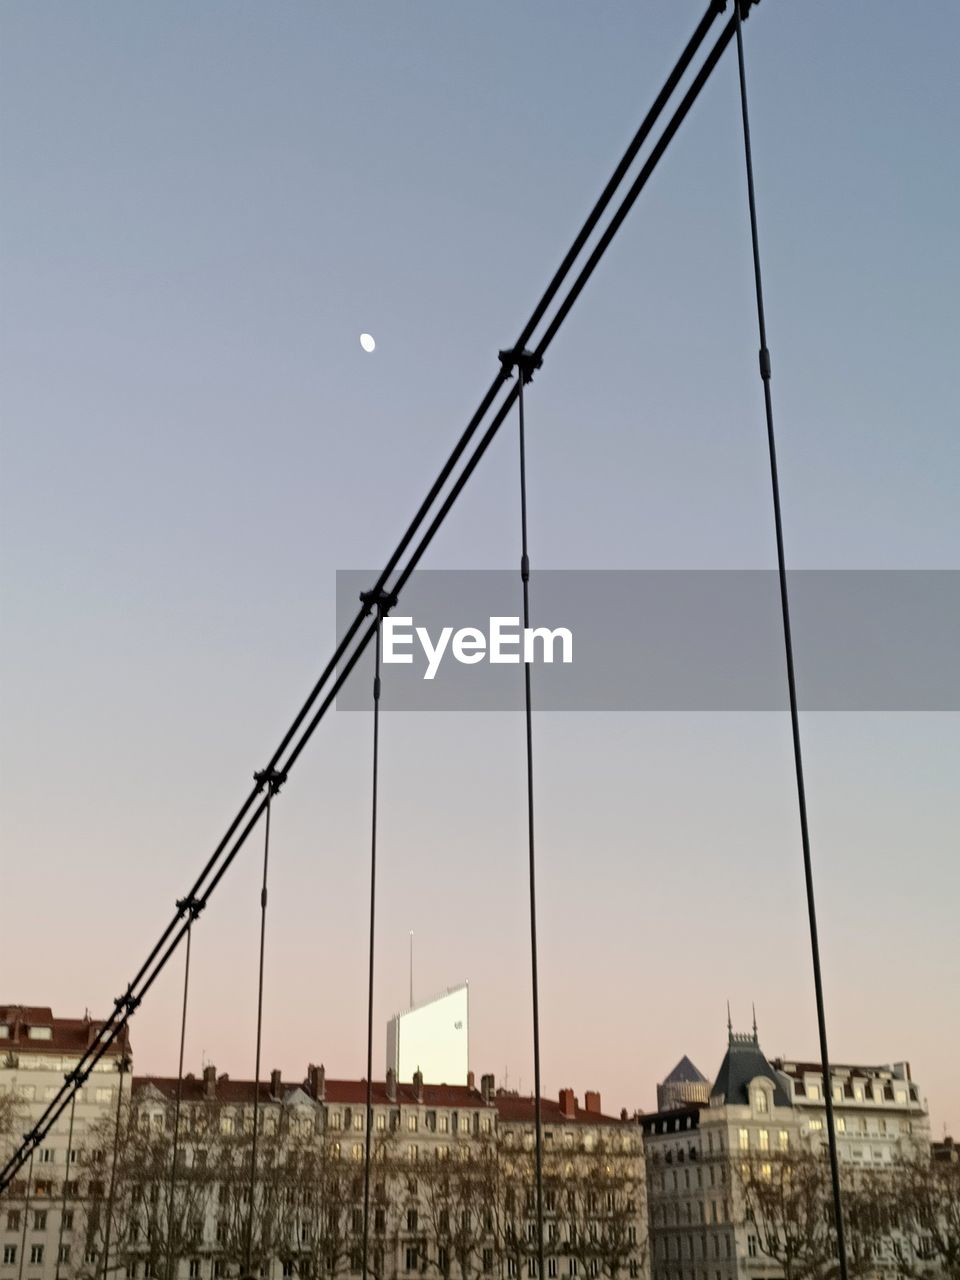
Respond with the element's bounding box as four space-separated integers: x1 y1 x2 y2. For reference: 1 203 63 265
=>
894 1154 960 1279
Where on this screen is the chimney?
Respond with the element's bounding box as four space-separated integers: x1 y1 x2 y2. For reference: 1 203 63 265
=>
307 1064 326 1102
467 1071 476 1092
386 1067 397 1103
584 1091 601 1115
620 1108 628 1122
203 1065 217 1100
270 1069 282 1100
559 1088 576 1119
413 1069 424 1104
481 1074 495 1104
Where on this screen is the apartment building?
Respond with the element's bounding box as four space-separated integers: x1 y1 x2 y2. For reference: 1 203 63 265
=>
0 1006 132 1280
641 1023 934 1280
2 1011 647 1280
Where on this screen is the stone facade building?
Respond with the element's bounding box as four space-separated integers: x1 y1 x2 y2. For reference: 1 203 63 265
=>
641 1023 933 1280
2 1009 647 1280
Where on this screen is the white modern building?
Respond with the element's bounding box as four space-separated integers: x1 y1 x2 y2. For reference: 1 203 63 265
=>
385 985 469 1086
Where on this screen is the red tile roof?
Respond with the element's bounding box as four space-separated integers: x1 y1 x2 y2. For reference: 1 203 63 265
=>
494 1095 621 1126
0 1006 130 1058
134 1074 495 1108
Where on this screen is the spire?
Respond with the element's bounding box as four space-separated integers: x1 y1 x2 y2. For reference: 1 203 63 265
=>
727 1001 733 1043
752 1002 758 1043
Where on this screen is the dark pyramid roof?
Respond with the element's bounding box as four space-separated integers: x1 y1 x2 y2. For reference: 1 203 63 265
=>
710 1032 791 1108
663 1055 707 1086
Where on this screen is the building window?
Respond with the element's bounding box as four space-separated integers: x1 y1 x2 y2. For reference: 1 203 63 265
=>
754 1091 768 1114
778 1130 789 1150
30 1247 44 1266
747 1236 758 1258
58 1247 71 1264
6 1212 20 1232
459 1115 472 1134
34 1211 47 1231
836 1118 846 1133
407 1209 418 1232
3 1247 17 1266
353 1112 364 1131
758 1130 769 1152
282 1267 293 1279
330 1111 342 1130
38 1149 54 1165
438 1115 449 1133
507 1263 517 1279
376 1113 386 1131
95 1088 113 1104
738 1129 749 1151
408 1145 418 1162
408 1114 418 1132
527 1263 538 1279
352 1144 364 1161
405 1247 419 1273
483 1249 494 1273
189 1262 201 1278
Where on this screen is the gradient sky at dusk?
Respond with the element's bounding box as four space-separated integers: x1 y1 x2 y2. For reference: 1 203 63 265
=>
1 3 957 1138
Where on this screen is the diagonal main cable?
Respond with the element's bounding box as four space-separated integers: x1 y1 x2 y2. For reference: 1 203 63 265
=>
731 1 849 1273
0 0 758 1195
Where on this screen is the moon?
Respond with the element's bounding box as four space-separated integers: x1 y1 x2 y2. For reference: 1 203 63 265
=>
359 333 376 353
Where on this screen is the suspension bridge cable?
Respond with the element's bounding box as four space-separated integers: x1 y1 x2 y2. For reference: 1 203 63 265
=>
165 899 202 1280
360 591 395 1280
0 0 758 1195
500 347 546 1280
730 2 849 1273
53 1092 77 1280
101 1055 129 1280
15 1149 32 1280
245 770 285 1277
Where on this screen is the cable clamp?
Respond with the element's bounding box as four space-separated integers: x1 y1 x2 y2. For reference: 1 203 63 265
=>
253 767 288 795
759 346 772 381
175 896 205 921
114 989 142 1015
498 347 543 385
359 587 399 618
64 1066 90 1086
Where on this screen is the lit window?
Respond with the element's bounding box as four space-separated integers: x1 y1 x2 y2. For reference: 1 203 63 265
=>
330 1111 343 1130
408 1115 418 1133
758 1130 769 1152
778 1130 789 1150
95 1088 113 1105
376 1113 386 1131
754 1091 768 1114
459 1115 471 1134
438 1115 449 1134
352 1144 364 1161
738 1129 749 1151
836 1118 846 1133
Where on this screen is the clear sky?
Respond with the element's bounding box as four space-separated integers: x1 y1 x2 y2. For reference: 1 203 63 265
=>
1 2 957 1139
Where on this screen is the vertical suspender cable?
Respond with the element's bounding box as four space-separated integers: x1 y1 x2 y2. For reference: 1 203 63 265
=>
16 1149 33 1280
166 900 199 1280
54 1092 77 1280
360 590 393 1280
246 768 284 1278
731 2 849 1272
102 1055 129 1280
500 347 546 1280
